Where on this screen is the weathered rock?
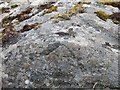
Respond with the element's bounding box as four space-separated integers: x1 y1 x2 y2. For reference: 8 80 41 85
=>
1 0 119 89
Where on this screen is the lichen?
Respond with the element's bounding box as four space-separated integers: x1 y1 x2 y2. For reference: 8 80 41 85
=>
51 3 85 21
1 7 10 13
69 3 85 15
51 13 70 21
78 1 91 4
95 11 110 21
1 25 18 46
1 15 18 46
14 7 32 22
18 23 39 33
0 32 2 40
95 10 120 24
43 5 57 15
2 15 14 28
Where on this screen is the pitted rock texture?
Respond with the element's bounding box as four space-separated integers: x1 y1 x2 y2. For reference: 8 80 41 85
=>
0 0 119 89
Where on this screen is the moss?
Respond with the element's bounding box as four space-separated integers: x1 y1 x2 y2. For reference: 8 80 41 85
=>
18 23 39 33
69 3 85 15
2 15 14 28
95 11 120 24
0 32 2 40
1 7 10 13
0 2 4 4
43 5 57 14
14 7 32 22
20 7 32 14
51 3 85 21
0 25 18 45
101 2 120 9
78 2 91 4
109 12 120 24
1 15 18 46
1 7 35 43
95 11 110 21
11 4 18 8
51 13 70 20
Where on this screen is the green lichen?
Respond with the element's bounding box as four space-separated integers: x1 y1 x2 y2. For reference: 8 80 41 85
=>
1 15 18 45
2 15 12 27
1 7 10 13
43 5 57 14
95 11 120 24
51 13 70 20
51 3 85 21
0 25 18 45
69 3 85 15
0 32 2 40
78 1 91 4
95 11 110 21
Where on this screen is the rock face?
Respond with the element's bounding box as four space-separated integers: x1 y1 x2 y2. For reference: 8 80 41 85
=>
0 0 119 89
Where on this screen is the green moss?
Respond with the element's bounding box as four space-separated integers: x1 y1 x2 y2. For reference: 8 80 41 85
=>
0 25 18 45
1 15 18 45
0 32 2 40
109 12 120 24
51 3 85 21
95 11 110 21
1 7 10 13
2 15 11 27
11 4 18 8
43 5 57 14
78 1 91 4
0 2 4 4
69 3 85 15
95 11 120 24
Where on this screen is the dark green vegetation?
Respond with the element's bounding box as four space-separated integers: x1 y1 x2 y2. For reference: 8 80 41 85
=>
95 11 120 24
51 3 85 21
11 4 19 8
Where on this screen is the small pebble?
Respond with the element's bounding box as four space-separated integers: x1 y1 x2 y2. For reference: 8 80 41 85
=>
25 80 30 85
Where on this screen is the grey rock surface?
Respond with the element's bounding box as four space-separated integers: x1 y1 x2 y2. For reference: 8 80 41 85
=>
0 0 119 89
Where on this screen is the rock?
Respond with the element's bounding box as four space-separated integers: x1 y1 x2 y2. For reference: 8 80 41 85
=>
107 60 119 88
25 80 30 85
1 0 120 89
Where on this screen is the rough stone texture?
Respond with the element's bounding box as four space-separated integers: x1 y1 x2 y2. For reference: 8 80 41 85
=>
0 0 119 89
